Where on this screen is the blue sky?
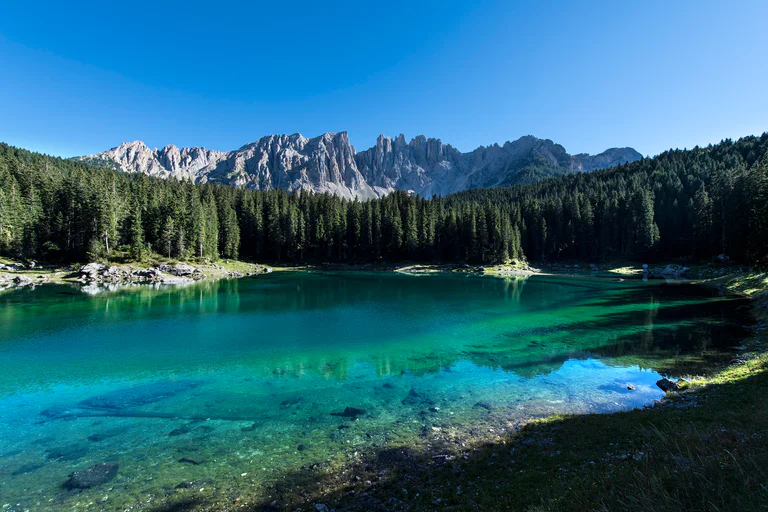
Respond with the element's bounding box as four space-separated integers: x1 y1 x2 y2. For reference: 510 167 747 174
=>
1 0 767 158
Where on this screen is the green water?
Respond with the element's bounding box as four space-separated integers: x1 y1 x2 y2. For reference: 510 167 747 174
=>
0 272 749 510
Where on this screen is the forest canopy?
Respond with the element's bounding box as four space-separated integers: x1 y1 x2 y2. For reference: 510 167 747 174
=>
1 133 767 266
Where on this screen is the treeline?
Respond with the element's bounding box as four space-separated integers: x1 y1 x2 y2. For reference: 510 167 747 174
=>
452 134 768 264
1 133 767 266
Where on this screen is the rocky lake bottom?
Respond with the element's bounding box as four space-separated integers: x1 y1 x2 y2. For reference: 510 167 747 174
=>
0 271 751 510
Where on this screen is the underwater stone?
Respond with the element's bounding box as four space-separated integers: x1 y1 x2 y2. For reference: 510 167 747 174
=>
63 462 118 489
331 407 366 417
168 426 192 436
402 388 435 407
474 401 493 411
12 462 44 476
46 444 89 461
78 380 202 410
178 457 204 465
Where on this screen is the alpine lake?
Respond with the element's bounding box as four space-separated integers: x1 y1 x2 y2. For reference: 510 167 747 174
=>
0 270 751 510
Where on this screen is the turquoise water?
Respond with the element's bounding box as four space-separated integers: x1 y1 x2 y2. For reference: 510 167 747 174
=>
0 272 749 510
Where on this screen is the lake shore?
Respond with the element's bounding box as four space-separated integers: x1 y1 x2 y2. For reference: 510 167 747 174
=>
0 256 272 292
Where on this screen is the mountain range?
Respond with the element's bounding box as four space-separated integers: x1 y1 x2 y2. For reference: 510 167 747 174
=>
77 132 642 199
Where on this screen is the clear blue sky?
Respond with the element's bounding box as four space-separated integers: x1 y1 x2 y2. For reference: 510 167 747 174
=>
1 0 767 158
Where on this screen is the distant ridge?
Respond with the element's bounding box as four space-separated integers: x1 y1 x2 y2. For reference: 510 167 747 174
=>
78 133 642 199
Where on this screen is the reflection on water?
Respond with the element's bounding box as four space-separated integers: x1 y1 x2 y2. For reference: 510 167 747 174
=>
0 272 750 510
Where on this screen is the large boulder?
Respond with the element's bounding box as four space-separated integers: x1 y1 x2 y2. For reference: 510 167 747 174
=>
132 268 160 279
656 378 680 392
79 263 107 282
158 263 199 277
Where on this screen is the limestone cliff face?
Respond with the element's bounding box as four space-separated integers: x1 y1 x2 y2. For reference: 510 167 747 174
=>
85 141 227 181
79 132 642 198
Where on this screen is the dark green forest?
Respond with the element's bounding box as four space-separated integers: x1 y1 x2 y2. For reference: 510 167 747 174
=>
1 133 767 266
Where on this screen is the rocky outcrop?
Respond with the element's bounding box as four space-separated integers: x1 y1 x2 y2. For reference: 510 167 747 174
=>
78 262 202 285
643 264 690 280
78 133 641 199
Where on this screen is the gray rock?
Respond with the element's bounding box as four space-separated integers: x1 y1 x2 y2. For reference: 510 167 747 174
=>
80 262 106 275
656 378 680 392
63 462 118 489
79 263 107 282
12 275 33 286
158 263 199 277
131 268 160 279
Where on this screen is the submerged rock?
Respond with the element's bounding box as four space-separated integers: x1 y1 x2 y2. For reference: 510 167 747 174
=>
88 426 128 442
331 406 366 417
178 456 204 465
656 378 680 392
12 461 44 476
46 443 89 461
63 462 118 489
168 426 192 437
77 379 202 411
401 388 435 407
474 401 494 411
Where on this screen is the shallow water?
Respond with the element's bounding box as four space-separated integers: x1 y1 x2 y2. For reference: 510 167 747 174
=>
0 272 749 510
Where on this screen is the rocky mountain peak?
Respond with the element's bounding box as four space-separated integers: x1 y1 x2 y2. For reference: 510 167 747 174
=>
77 132 642 199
